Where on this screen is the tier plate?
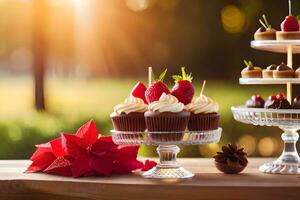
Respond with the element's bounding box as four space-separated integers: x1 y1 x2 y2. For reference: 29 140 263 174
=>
251 40 300 54
111 128 222 146
231 106 300 127
239 78 300 85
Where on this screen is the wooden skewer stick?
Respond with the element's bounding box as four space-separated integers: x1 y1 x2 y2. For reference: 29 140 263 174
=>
289 0 292 16
200 80 207 96
148 67 152 87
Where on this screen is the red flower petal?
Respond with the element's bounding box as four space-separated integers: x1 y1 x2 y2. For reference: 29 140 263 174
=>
30 146 52 161
44 156 73 177
71 156 92 177
113 159 144 174
90 155 114 176
76 119 98 147
50 137 65 157
142 160 157 171
61 133 87 158
26 152 56 172
90 136 117 156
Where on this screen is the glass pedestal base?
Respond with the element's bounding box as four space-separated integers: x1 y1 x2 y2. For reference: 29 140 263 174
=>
143 145 194 179
259 127 300 174
143 166 194 179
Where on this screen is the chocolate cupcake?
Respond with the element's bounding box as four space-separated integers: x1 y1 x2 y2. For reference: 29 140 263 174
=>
110 95 148 131
295 67 300 78
292 96 300 109
262 64 276 78
273 63 294 78
186 94 220 131
145 93 190 142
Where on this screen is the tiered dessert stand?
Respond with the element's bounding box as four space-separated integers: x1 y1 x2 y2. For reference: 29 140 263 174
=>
232 40 300 174
111 128 222 178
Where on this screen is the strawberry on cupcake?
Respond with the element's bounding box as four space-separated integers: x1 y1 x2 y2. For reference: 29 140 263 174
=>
111 82 148 132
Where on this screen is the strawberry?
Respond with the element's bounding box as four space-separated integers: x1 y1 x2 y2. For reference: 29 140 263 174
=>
145 69 170 103
171 67 195 105
131 81 147 103
281 15 299 32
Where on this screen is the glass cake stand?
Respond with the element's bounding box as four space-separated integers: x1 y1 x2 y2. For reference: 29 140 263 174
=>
232 106 300 174
111 128 222 179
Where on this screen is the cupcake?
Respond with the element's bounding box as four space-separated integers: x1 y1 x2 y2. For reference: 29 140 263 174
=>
276 15 300 40
254 15 276 41
110 95 148 131
262 64 276 78
273 62 294 78
245 95 265 108
186 94 220 131
241 60 262 78
145 93 190 142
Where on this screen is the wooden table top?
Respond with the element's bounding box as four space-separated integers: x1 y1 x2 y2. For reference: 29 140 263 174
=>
0 158 299 200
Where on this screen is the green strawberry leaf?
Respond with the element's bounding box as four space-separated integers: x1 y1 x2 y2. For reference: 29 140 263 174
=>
297 15 300 21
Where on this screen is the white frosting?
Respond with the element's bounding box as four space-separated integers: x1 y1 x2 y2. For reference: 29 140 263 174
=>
148 93 184 113
185 94 219 114
113 95 147 115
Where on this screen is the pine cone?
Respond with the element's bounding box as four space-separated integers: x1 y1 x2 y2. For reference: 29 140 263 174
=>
213 144 248 174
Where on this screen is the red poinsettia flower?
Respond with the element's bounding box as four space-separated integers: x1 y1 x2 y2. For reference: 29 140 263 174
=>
26 119 156 177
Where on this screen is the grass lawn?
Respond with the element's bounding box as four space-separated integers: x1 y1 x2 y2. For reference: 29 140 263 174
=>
0 76 287 158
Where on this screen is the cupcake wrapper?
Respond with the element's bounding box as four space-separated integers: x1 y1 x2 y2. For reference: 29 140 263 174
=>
145 112 190 142
188 113 220 131
111 113 146 131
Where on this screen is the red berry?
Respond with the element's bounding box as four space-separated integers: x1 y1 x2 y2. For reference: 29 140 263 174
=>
131 81 147 103
171 67 195 105
268 95 277 101
276 93 285 100
281 16 300 32
251 95 262 102
172 80 195 105
145 81 170 103
294 95 300 102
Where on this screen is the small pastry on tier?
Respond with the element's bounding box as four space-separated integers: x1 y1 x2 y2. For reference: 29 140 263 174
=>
241 60 262 78
273 62 294 78
245 95 265 108
186 94 220 131
262 64 277 78
292 95 300 109
295 67 300 78
110 95 148 131
145 93 190 142
264 93 291 109
254 15 276 40
276 15 300 40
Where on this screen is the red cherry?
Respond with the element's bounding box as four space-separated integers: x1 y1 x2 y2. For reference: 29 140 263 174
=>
251 95 261 102
276 93 286 100
294 95 300 102
268 95 277 101
281 16 300 32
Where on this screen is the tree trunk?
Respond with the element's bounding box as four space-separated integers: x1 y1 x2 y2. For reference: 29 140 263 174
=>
32 0 46 111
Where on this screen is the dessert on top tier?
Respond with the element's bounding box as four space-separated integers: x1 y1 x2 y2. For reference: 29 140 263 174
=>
276 1 300 40
254 14 276 40
241 60 262 78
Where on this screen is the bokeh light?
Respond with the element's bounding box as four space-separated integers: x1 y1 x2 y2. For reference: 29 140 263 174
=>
199 143 220 157
258 137 278 157
237 134 256 156
125 0 156 12
221 5 247 33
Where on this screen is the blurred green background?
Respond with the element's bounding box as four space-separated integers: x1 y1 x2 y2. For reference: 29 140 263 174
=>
1 0 300 159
